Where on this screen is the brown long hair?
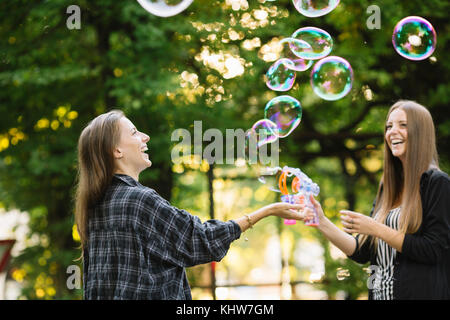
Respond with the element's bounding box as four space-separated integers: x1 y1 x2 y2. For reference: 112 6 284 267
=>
361 100 439 248
74 110 124 251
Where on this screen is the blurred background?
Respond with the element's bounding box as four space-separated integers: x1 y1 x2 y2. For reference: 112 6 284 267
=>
0 0 448 300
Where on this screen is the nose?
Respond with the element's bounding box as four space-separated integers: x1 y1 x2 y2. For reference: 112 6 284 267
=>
142 132 150 143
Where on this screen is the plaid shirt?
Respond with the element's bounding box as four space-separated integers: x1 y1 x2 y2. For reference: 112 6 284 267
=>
83 174 241 300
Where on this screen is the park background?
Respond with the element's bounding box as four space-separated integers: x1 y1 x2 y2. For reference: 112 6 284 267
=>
0 0 448 300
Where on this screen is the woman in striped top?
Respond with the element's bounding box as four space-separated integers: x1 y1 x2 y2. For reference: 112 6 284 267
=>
305 100 450 299
372 206 400 300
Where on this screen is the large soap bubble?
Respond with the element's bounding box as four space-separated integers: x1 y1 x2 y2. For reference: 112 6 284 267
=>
310 56 353 101
265 59 297 91
291 27 333 60
264 95 302 138
136 0 193 18
292 0 340 18
392 16 436 61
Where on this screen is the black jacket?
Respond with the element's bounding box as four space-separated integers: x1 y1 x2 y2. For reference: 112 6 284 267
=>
348 169 450 300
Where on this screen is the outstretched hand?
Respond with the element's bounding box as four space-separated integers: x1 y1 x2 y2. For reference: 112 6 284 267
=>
300 195 326 226
267 202 314 221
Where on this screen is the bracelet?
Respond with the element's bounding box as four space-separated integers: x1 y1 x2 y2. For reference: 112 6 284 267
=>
245 214 253 229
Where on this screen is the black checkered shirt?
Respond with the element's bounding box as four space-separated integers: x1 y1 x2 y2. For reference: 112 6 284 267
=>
83 174 241 300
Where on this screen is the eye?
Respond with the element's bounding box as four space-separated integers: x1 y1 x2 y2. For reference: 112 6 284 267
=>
386 125 392 130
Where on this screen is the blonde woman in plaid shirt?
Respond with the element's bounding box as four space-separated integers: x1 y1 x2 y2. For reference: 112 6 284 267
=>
74 110 311 300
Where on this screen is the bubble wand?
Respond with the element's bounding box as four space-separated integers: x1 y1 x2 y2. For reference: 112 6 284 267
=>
260 166 320 226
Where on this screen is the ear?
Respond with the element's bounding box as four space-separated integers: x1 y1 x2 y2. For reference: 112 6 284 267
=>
113 147 123 159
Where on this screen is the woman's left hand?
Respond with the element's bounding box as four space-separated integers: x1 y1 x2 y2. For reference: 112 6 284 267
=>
340 210 379 236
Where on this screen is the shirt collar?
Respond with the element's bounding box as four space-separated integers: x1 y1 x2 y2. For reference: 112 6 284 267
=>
113 174 139 187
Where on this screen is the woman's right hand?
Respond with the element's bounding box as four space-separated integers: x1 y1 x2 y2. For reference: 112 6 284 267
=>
266 202 312 221
303 195 326 222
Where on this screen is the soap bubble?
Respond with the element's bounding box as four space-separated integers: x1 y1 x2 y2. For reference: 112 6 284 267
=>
279 38 313 59
291 27 333 60
266 59 297 91
251 119 279 147
292 0 340 18
264 95 302 138
392 16 437 61
243 127 278 165
258 166 283 193
336 268 350 280
279 38 314 72
286 57 314 72
136 0 193 18
310 56 353 101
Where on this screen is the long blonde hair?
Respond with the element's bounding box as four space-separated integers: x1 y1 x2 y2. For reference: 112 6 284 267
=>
74 110 124 250
361 100 439 248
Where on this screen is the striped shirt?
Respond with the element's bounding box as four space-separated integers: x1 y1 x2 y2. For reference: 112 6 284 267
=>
373 207 401 300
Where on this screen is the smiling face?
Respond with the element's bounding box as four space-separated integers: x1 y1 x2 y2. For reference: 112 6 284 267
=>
385 108 408 163
114 117 151 179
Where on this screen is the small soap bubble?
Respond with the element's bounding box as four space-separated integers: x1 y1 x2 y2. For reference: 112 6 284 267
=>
136 0 193 18
291 27 333 60
279 38 314 72
392 16 436 61
362 267 372 275
279 38 313 59
244 122 279 164
264 95 302 138
292 0 340 18
265 59 297 91
251 119 279 147
310 56 353 101
258 166 282 193
336 268 350 280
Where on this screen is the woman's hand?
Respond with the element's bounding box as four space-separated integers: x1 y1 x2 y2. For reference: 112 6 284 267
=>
340 210 379 236
266 202 312 221
306 195 326 222
235 202 310 233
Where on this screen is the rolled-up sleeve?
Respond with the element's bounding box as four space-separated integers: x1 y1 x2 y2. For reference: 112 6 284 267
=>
348 233 373 264
141 189 241 268
401 174 450 264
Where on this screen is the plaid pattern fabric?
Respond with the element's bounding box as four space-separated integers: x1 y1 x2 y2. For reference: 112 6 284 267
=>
83 174 241 300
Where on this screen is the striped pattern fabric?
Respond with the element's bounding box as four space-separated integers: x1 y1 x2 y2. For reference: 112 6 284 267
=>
373 207 401 300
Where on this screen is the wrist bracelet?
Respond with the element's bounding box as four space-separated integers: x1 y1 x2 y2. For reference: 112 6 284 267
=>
245 214 253 229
